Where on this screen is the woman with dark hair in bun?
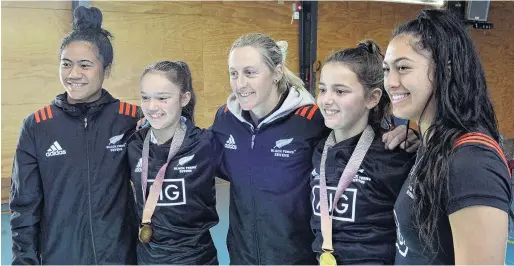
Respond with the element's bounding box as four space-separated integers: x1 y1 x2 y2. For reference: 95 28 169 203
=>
310 40 415 265
9 6 137 264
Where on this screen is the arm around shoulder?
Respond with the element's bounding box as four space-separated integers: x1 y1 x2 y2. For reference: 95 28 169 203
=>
206 127 229 182
207 105 232 181
210 105 228 133
301 105 330 146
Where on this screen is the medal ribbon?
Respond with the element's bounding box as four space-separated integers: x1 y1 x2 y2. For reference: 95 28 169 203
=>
141 119 186 224
319 125 374 254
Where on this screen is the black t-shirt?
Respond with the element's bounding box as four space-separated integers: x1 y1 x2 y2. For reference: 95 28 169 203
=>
394 143 513 264
127 121 222 265
310 131 416 264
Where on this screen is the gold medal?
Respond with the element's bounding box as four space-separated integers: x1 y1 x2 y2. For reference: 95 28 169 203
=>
319 251 337 266
138 223 152 244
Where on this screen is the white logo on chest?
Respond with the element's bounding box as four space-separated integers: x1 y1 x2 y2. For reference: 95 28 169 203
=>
146 178 187 206
224 135 237 150
312 185 358 222
352 168 371 184
271 138 296 158
135 158 142 173
46 141 67 157
173 154 197 173
106 133 126 152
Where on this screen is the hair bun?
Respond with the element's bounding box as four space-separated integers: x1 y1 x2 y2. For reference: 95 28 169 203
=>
73 6 103 31
357 40 383 57
276 40 288 62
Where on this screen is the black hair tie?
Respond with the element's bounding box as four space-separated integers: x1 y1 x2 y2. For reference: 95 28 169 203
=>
357 42 372 53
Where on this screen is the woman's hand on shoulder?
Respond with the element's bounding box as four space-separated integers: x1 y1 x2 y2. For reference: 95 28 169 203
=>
382 125 420 153
136 117 148 130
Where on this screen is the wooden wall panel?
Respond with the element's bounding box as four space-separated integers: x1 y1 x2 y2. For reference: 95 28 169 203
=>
317 2 423 66
200 1 298 127
2 5 72 203
1 104 48 179
317 1 514 138
92 1 201 15
93 11 204 103
1 1 72 10
471 2 514 138
201 1 294 20
2 8 72 104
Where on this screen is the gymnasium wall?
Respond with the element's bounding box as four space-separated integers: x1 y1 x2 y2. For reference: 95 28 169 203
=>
2 1 74 203
470 2 514 139
2 1 513 203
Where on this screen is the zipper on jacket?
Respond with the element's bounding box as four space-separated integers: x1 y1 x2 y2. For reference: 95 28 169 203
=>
85 116 98 263
250 125 261 150
253 195 262 264
247 156 262 264
248 125 261 263
245 123 256 150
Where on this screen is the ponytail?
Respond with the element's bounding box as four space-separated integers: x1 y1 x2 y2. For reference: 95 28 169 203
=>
325 39 389 132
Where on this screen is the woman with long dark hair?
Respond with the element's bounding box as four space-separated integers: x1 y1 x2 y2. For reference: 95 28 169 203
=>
383 9 512 264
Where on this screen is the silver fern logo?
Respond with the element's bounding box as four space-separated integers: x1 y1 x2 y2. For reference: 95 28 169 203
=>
106 133 126 152
274 138 293 149
174 154 197 173
109 133 124 144
178 155 195 166
271 138 296 158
